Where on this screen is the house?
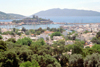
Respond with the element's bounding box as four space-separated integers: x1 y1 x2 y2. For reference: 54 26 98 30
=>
65 40 74 45
2 35 12 41
62 31 67 36
1 28 12 33
36 33 50 41
84 45 93 48
53 36 64 41
46 41 53 45
76 33 96 41
44 30 54 34
30 37 38 41
13 35 20 41
84 40 94 48
76 28 84 33
31 34 35 37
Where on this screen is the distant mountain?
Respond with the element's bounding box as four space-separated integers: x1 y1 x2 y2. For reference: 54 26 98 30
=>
0 11 26 20
34 8 100 16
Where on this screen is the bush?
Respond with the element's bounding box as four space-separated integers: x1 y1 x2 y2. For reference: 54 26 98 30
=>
50 32 62 39
0 35 2 39
7 38 16 43
0 40 7 52
84 53 100 67
32 54 61 67
20 60 40 67
69 54 83 67
0 51 19 67
16 37 32 46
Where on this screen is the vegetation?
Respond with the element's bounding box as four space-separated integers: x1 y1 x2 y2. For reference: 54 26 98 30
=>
0 35 2 39
0 36 100 67
0 11 25 20
16 37 32 46
50 32 62 39
1 30 100 67
20 60 40 67
0 40 7 52
47 27 64 33
7 38 16 43
91 31 100 44
84 30 90 33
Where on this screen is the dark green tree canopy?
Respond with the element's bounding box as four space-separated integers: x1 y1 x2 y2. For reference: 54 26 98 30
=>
0 40 7 52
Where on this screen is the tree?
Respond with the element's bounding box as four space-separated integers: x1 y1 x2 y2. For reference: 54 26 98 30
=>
7 38 16 43
84 30 90 33
0 40 7 52
92 44 100 52
58 27 64 33
0 35 2 39
37 38 45 45
53 40 65 45
21 27 26 32
0 51 19 67
0 28 2 34
25 31 30 35
47 27 50 30
29 29 35 34
32 54 61 67
69 54 83 67
20 60 40 67
91 37 98 43
16 37 32 46
60 54 69 67
72 44 83 54
50 32 62 39
96 31 100 38
84 53 100 67
13 28 16 32
17 32 21 36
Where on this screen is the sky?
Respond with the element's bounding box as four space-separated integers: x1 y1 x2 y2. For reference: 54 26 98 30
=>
0 0 100 16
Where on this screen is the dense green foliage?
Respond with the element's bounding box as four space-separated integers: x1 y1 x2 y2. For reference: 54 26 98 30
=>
16 37 32 46
1 31 100 67
47 27 64 33
20 60 40 67
50 32 62 39
91 31 100 44
7 38 16 43
0 35 2 39
84 30 90 33
0 40 7 52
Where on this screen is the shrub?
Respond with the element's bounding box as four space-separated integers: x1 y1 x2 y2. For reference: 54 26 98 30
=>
0 40 7 52
0 35 2 39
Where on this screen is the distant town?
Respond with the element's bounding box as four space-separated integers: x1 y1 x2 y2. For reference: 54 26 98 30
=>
1 23 100 48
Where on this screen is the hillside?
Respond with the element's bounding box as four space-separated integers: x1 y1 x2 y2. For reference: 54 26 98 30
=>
0 11 26 20
34 8 100 16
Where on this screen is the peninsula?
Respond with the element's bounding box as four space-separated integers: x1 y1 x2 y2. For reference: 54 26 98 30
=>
12 15 53 25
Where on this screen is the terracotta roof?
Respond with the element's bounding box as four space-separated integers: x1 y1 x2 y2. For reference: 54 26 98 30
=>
31 34 34 35
89 45 93 48
44 31 54 34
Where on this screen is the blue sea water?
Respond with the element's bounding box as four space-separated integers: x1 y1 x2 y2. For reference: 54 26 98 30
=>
0 20 13 22
1 16 100 23
0 24 62 29
39 16 100 23
0 16 100 29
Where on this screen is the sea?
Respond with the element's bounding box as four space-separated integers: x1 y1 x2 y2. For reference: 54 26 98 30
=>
0 16 100 29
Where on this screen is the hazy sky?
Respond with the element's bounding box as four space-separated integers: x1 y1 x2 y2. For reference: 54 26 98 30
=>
0 0 100 16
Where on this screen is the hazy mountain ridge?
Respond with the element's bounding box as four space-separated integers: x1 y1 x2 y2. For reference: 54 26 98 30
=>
0 11 26 20
34 8 100 16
